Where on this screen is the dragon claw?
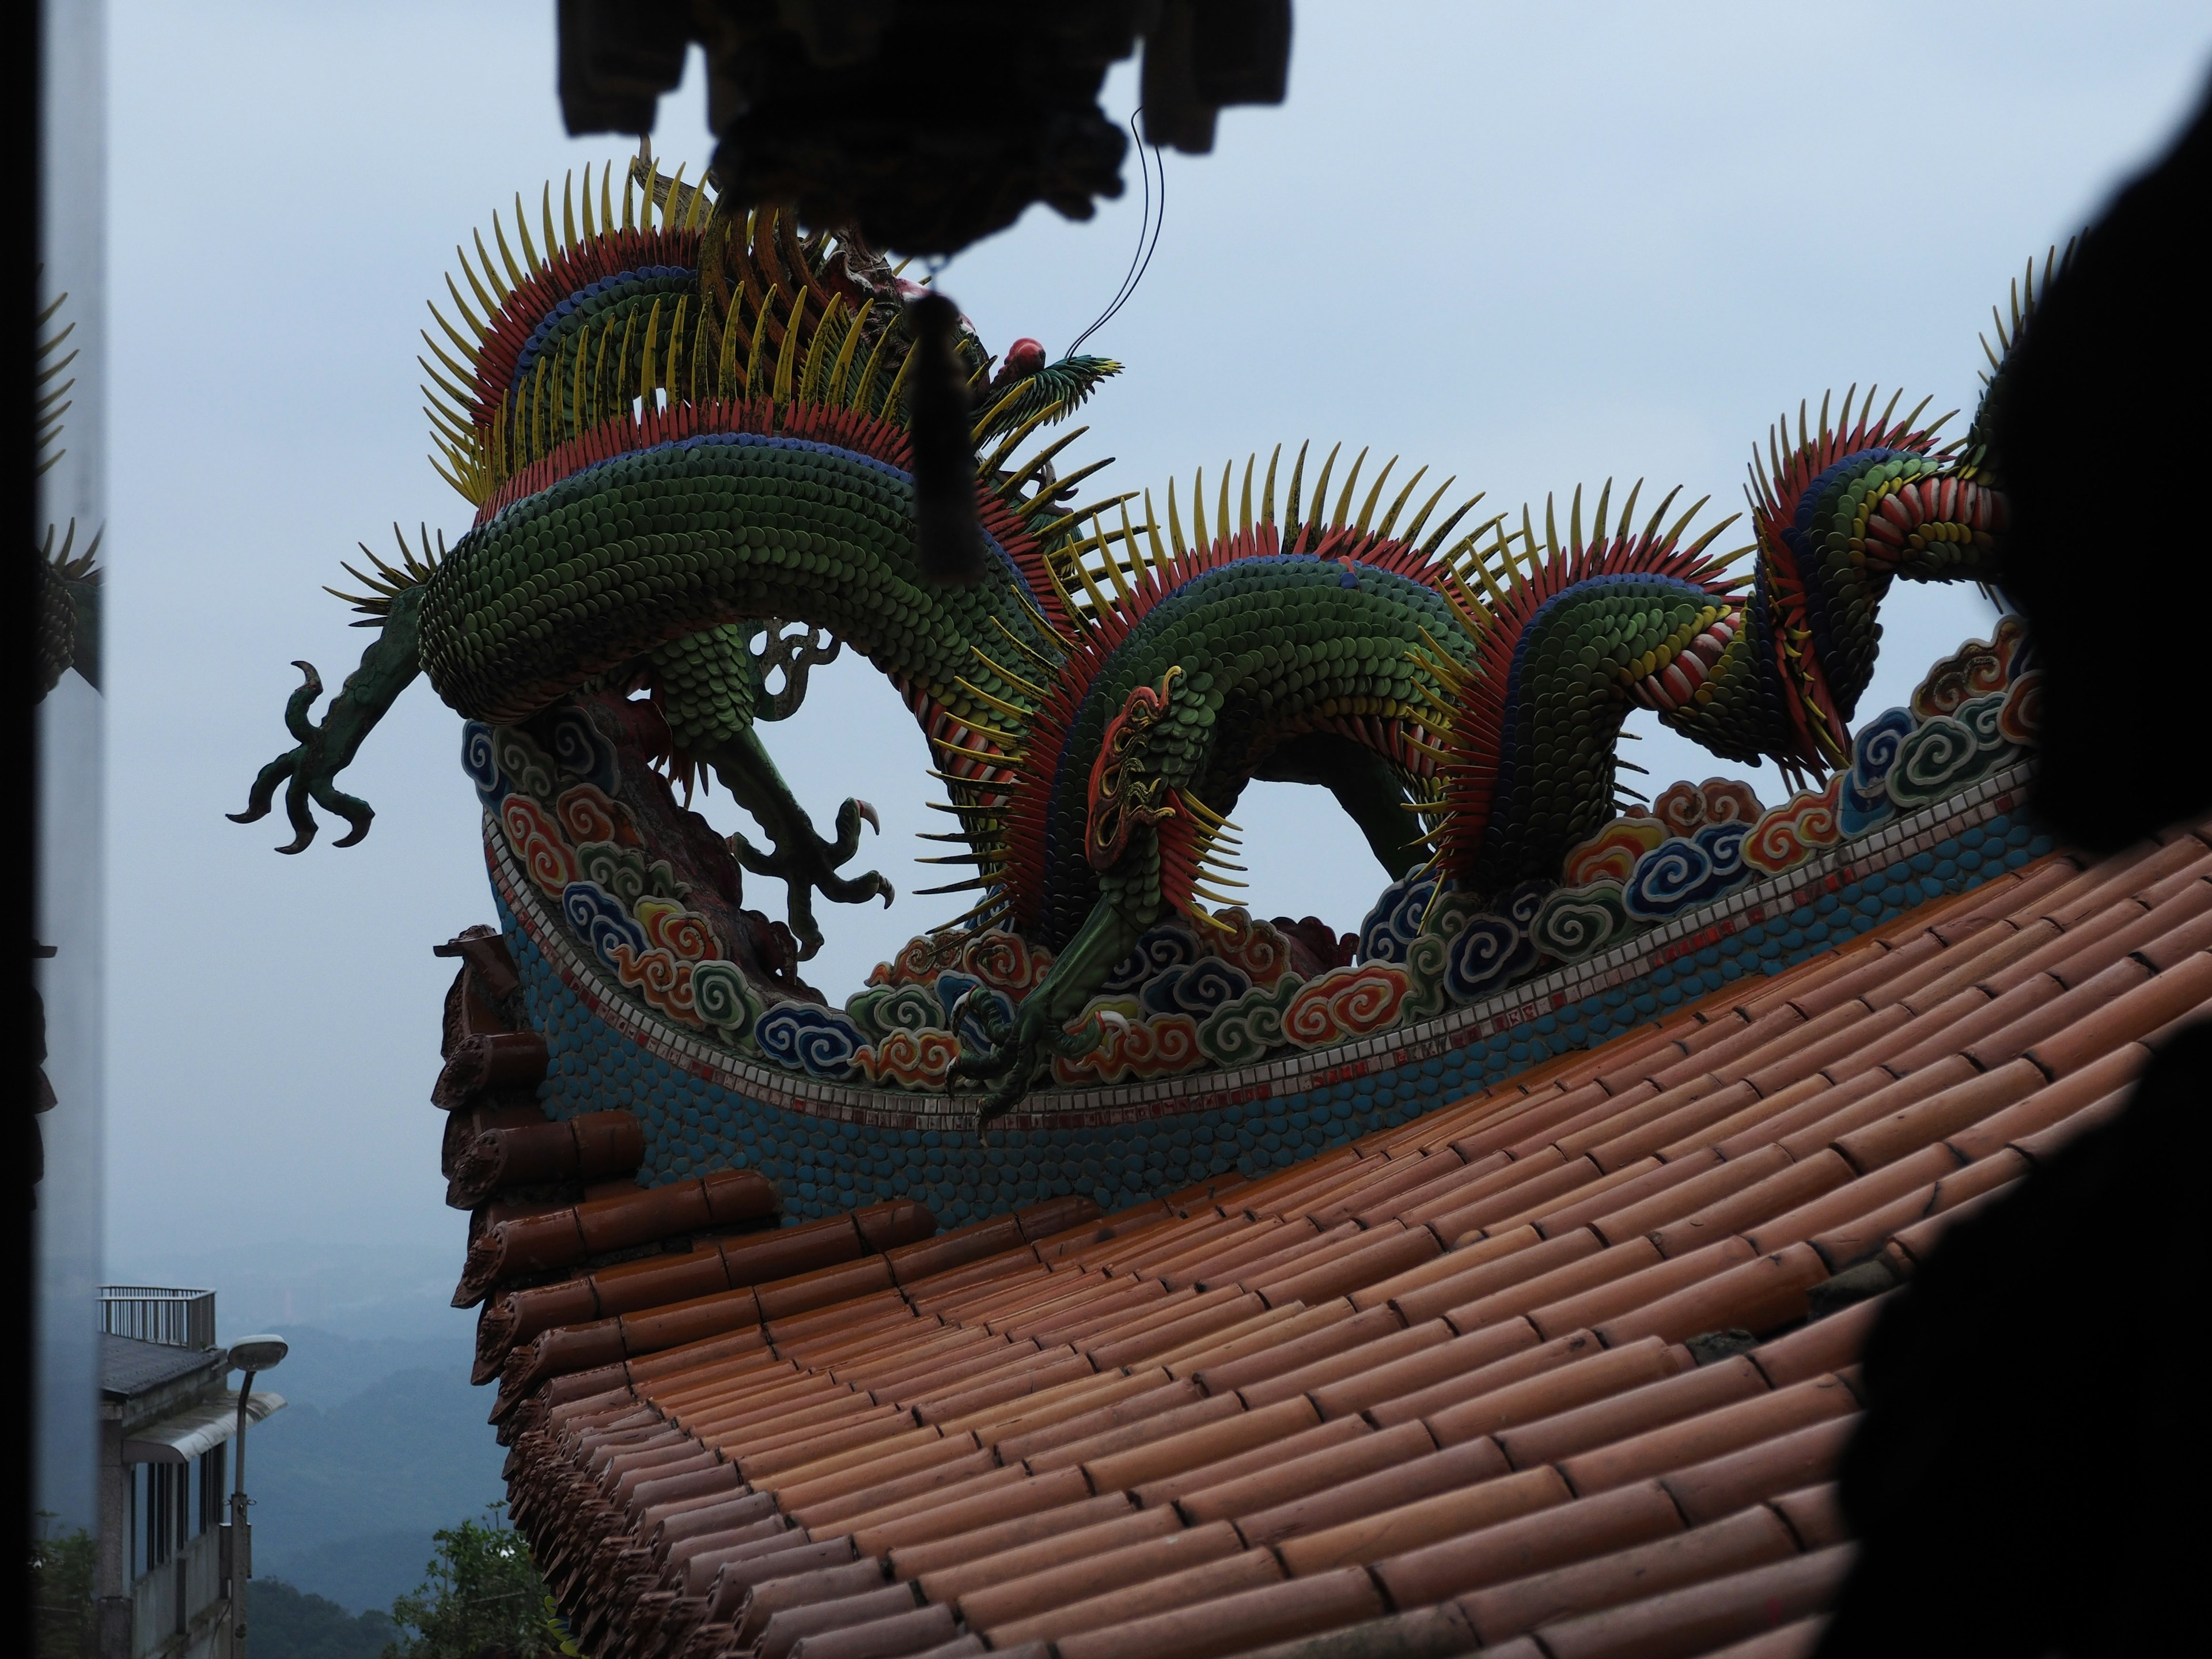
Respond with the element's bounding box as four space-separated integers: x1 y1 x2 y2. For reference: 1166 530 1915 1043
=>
233 597 422 854
853 800 880 834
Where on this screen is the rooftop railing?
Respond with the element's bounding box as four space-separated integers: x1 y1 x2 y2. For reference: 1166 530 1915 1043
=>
100 1286 217 1351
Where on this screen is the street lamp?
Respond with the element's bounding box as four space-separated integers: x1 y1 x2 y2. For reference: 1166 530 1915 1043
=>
224 1335 287 1659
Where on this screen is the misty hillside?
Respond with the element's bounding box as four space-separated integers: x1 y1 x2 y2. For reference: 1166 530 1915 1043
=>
245 1328 507 1614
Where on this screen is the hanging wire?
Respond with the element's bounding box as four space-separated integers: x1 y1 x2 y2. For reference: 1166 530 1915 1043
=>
1066 110 1165 358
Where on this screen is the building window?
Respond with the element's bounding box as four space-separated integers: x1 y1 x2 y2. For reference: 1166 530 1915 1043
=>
196 1445 226 1534
139 1463 191 1575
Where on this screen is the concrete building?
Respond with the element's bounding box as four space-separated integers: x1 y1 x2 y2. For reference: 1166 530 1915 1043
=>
97 1288 283 1659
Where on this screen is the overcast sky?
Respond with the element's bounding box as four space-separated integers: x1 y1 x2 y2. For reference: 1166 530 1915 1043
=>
103 3 2209 1313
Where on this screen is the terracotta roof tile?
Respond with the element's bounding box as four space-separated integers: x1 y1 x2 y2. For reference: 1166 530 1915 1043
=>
789 1602 958 1659
1585 1084 1764 1173
1374 1480 1688 1618
472 833 2212 1659
1493 1355 1767 1472
1684 1619 1830 1659
1312 1320 1554 1422
2010 1085 2133 1163
1731 1145 1956 1258
1134 1413 1373 1511
1454 1502 1798 1645
1423 1338 1682 1449
1050 1567 1383 1659
1804 1148 2028 1271
955 1520 1247 1634
1556 1373 1860 1496
1435 1234 1661 1330
1522 1544 1853 1659
1527 1237 1763 1340
888 1490 1132 1582
1174 1419 1427 1524
1275 1464 1573 1576
1588 1145 1787 1247
1733 1296 1891 1392
1231 1437 1511 1550
1592 1243 1830 1349
1537 1147 1721 1240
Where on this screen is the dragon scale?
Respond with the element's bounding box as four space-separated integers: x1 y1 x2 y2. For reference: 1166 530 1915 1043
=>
240 157 2016 1113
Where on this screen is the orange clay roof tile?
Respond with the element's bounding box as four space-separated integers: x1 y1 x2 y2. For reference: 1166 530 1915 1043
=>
483 838 2212 1659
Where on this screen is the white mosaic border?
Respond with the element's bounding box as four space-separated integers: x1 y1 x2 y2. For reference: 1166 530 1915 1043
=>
492 760 2036 1130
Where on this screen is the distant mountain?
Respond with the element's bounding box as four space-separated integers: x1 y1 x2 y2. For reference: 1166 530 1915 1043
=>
244 1324 475 1411
108 1232 473 1344
258 1536 444 1628
248 1578 396 1659
249 1349 506 1614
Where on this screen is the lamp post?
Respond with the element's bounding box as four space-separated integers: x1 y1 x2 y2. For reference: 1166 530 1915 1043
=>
222 1335 287 1659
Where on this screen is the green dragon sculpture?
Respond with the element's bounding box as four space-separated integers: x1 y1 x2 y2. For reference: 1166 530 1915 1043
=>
237 158 2012 1114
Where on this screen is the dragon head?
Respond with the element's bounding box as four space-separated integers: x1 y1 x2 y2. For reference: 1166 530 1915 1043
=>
1741 385 2006 777
405 151 1120 534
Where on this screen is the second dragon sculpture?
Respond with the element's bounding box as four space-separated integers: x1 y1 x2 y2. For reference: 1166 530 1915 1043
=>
238 157 2015 1114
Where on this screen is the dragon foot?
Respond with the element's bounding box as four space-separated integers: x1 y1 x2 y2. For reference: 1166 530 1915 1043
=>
950 991 1106 1126
229 661 377 853
728 796 894 961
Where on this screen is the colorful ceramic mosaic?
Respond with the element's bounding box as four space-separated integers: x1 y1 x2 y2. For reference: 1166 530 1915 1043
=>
239 157 2055 1214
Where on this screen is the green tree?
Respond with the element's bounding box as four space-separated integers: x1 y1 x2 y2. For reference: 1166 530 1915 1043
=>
251 1580 397 1659
382 1505 574 1659
32 1514 97 1659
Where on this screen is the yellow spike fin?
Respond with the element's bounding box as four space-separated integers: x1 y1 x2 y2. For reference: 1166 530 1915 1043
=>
880 333 918 421
1377 464 1428 540
825 298 873 406
420 322 478 386
491 213 527 290
716 290 745 399
1166 479 1187 556
1262 444 1281 525
989 612 1064 673
1331 446 1369 529
969 647 1050 702
438 273 486 342
1090 514 1135 606
667 296 689 397
935 740 1021 767
472 229 513 302
455 253 501 328
743 294 774 400
1309 442 1342 531
638 297 662 405
851 311 897 412
514 195 543 274
1116 498 1154 587
772 290 807 403
1064 550 1115 624
800 294 843 404
1354 454 1399 534
1190 468 1208 552
1142 489 1171 572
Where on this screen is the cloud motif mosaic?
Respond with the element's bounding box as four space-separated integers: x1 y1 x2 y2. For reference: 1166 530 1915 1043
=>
485 620 2039 1097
